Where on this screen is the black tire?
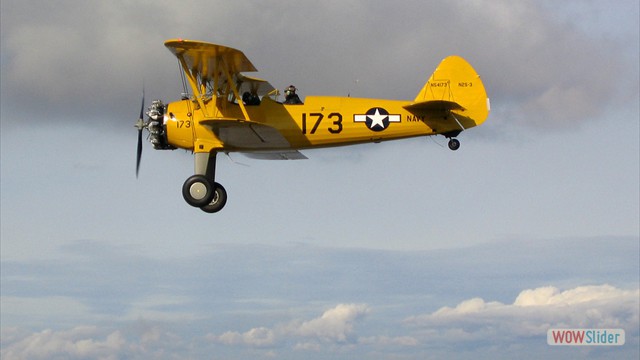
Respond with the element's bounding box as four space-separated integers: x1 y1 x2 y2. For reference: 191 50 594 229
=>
182 175 215 207
448 138 460 151
200 182 228 213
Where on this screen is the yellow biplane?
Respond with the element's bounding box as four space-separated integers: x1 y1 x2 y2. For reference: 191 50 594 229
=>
136 39 490 213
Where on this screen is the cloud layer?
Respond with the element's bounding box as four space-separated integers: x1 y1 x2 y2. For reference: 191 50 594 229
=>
2 237 638 359
1 1 637 130
3 284 638 359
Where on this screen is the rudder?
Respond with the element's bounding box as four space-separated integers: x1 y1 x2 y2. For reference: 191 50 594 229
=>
413 56 490 128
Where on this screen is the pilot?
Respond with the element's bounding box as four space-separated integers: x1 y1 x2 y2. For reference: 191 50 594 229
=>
283 85 303 105
242 91 260 106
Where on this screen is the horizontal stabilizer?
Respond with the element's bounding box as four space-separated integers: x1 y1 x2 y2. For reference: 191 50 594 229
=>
403 100 465 112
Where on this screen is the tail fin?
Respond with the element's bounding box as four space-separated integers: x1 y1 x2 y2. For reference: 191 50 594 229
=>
408 56 490 129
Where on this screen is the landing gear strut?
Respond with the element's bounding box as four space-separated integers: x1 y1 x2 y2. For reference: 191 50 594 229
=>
182 152 228 213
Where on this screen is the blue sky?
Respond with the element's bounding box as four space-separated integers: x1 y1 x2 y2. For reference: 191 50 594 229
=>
1 0 639 359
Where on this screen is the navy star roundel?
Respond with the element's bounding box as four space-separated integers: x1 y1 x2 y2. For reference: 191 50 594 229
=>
354 107 401 132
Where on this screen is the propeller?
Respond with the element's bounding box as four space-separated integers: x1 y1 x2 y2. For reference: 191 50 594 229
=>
135 89 146 178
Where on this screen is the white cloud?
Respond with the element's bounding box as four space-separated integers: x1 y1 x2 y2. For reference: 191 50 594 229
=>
0 326 125 360
406 284 640 340
216 327 276 347
295 303 370 342
1 323 188 360
513 285 628 307
208 303 370 349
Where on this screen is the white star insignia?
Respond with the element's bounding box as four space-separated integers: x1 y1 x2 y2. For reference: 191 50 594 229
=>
367 109 388 129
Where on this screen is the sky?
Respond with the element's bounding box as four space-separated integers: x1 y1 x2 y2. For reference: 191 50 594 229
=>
1 0 639 359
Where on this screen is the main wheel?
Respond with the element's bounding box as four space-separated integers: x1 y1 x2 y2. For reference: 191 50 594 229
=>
182 175 215 207
448 138 460 151
200 182 227 213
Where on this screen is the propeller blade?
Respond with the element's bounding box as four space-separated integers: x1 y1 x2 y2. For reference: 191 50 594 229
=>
138 89 145 122
136 128 143 177
135 89 145 178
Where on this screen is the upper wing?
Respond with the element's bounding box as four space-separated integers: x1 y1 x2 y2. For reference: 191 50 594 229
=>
165 39 257 85
164 39 276 113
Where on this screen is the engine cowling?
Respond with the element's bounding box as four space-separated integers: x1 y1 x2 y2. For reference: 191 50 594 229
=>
146 100 173 150
162 100 195 150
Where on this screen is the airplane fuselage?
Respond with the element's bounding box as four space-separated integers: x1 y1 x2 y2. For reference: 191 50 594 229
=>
162 95 470 154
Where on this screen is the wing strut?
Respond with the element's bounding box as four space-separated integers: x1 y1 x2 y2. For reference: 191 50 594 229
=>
451 113 466 131
176 54 210 117
220 57 251 122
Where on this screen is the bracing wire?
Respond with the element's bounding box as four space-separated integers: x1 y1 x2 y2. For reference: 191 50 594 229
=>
178 59 189 95
177 59 192 115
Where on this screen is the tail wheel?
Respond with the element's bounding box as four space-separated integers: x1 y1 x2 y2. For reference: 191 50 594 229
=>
448 138 460 151
200 183 227 213
182 175 215 207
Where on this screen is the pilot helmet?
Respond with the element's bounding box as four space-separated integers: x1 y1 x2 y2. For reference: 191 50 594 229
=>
285 85 297 95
